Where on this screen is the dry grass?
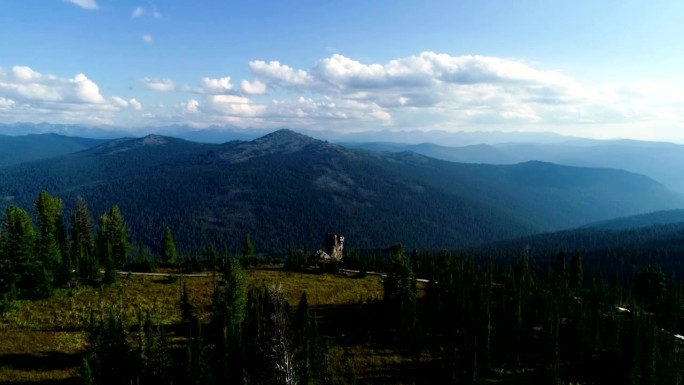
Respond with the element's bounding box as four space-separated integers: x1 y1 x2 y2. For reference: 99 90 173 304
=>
0 269 385 383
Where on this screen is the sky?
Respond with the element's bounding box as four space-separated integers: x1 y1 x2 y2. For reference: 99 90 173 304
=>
2 0 684 141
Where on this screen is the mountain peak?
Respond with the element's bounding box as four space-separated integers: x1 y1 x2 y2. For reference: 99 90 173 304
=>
255 129 316 145
95 134 191 155
216 129 327 163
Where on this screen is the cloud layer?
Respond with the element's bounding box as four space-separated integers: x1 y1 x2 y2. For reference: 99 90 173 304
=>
3 52 684 140
0 65 141 124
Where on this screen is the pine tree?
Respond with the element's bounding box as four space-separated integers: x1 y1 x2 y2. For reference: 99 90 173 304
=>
212 257 247 384
0 206 35 296
34 190 63 292
96 206 130 285
243 233 254 258
161 227 177 265
72 197 97 283
106 206 130 268
382 244 417 331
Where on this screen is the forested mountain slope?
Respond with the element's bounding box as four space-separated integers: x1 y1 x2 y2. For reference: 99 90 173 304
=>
582 209 684 230
464 222 684 282
0 133 105 166
346 139 684 192
0 129 680 253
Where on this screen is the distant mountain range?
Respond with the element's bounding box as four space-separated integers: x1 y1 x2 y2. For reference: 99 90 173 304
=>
0 122 578 145
0 129 681 253
344 140 684 193
0 133 106 167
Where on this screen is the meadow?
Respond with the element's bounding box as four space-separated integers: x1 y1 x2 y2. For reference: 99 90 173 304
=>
0 269 419 384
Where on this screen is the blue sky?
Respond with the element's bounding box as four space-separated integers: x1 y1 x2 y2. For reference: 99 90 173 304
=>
1 0 684 141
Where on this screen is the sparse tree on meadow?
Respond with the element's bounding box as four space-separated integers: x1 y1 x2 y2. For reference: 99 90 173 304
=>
161 227 177 264
72 197 97 283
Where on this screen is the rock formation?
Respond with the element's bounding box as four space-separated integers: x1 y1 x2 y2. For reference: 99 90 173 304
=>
309 233 344 265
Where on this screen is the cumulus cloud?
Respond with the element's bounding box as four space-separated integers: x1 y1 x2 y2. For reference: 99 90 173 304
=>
129 98 142 111
249 60 313 86
245 52 622 128
0 97 14 109
183 99 200 114
199 77 233 94
6 52 684 140
241 79 267 95
142 34 153 44
208 95 265 117
0 66 134 125
71 73 105 104
141 77 174 92
110 96 128 107
64 0 98 10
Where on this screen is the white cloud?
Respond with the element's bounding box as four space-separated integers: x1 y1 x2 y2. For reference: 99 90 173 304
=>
140 77 174 92
199 77 233 94
0 66 133 125
132 6 144 18
241 79 267 95
249 60 313 86
6 52 684 141
12 66 41 82
64 0 98 10
142 34 153 44
152 6 162 19
208 94 265 117
71 73 105 103
129 98 142 111
183 99 199 113
110 96 128 107
0 97 14 109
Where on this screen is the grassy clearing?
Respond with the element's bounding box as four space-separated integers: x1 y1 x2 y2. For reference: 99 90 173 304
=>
0 269 386 383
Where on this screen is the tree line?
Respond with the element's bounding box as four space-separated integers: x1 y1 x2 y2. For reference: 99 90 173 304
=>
2 192 684 384
1 191 146 302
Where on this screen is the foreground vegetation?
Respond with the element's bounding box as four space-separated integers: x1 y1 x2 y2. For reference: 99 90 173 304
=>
0 269 388 384
1 191 683 384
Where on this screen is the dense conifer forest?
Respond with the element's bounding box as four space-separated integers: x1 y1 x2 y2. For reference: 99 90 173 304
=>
1 191 683 384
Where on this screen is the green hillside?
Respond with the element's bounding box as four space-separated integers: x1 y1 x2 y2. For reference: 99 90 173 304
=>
0 129 680 253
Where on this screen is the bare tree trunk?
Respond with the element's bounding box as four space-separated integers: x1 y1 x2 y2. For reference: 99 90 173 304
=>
267 283 296 385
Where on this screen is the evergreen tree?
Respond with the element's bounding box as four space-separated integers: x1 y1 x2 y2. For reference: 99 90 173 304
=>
96 206 130 284
0 206 35 296
161 227 177 264
34 190 63 291
243 233 254 258
382 244 417 331
72 198 97 283
212 257 247 384
97 214 116 285
83 310 134 385
105 206 130 268
137 311 172 384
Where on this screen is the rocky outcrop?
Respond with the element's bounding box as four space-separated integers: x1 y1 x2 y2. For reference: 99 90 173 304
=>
309 233 344 265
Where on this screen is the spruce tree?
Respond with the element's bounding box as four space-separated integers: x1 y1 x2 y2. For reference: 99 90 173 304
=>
382 244 417 331
34 190 63 291
96 206 130 284
72 197 97 283
161 227 177 265
0 206 35 296
243 233 254 258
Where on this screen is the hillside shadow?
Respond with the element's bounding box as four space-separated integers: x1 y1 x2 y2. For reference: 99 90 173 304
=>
0 351 80 372
0 380 80 385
